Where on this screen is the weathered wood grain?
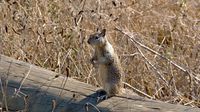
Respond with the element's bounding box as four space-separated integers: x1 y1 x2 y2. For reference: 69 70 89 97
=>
0 54 199 112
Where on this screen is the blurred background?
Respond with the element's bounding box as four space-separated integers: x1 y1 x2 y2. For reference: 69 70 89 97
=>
0 0 199 107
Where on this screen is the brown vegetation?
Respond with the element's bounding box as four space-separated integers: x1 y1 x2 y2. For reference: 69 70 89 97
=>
0 0 200 107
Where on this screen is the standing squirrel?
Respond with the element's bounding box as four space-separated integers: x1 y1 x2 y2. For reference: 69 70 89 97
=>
87 29 123 98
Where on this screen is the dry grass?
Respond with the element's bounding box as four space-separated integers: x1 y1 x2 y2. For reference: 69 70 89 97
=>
0 0 200 107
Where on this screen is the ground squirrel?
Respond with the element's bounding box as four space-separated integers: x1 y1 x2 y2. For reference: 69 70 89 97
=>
87 29 123 98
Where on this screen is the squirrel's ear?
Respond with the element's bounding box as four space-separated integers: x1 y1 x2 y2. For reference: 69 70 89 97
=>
99 29 106 37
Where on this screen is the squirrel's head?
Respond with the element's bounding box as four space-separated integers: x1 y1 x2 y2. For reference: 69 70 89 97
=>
87 29 107 47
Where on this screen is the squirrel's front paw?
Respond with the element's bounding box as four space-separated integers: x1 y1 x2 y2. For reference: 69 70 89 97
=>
90 58 98 68
90 58 95 64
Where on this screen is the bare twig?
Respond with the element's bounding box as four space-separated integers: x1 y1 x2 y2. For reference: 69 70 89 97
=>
0 61 13 112
123 82 154 99
23 95 29 112
85 102 101 112
115 27 200 83
136 45 169 86
51 100 56 112
14 65 32 96
0 78 8 112
121 52 139 57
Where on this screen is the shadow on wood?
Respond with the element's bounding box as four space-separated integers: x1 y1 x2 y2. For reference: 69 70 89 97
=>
0 54 199 112
0 80 107 112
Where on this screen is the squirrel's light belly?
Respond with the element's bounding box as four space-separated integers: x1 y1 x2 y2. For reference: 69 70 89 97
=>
98 64 108 83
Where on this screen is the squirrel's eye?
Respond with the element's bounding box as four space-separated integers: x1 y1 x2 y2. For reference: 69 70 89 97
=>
95 36 99 39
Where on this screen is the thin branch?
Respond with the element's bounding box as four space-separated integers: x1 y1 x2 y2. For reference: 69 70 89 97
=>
136 45 169 86
51 100 56 112
121 52 139 57
14 65 32 96
123 82 154 99
0 78 8 112
114 27 200 83
85 102 101 112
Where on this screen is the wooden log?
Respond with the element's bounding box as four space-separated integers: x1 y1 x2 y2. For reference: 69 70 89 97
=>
0 54 199 112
